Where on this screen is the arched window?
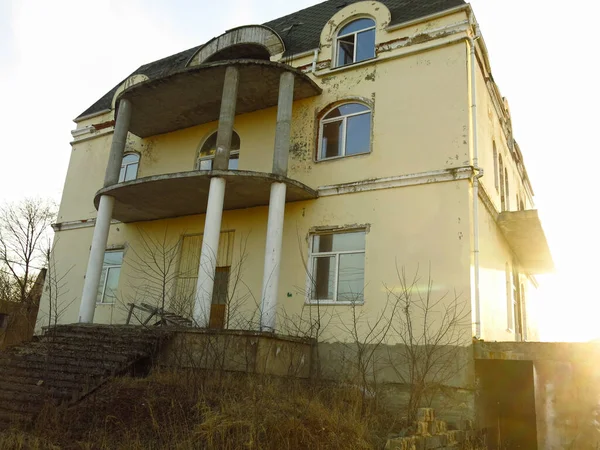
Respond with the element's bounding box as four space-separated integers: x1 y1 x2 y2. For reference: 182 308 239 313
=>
336 18 376 67
118 153 139 182
198 131 240 170
318 103 371 160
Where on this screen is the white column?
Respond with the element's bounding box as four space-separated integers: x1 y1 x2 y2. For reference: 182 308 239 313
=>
79 196 115 322
260 182 287 331
193 66 239 327
259 72 295 331
193 177 226 326
78 99 132 323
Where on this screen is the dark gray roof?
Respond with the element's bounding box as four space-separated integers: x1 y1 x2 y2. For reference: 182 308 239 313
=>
77 0 466 120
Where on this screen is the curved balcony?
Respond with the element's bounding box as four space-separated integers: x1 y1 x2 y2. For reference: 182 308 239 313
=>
115 59 322 138
94 170 318 223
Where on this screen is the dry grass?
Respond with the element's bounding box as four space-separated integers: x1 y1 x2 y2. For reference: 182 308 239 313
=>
0 370 395 450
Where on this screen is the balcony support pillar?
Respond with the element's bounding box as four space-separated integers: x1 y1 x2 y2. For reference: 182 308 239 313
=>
79 99 132 323
194 65 239 327
260 71 294 331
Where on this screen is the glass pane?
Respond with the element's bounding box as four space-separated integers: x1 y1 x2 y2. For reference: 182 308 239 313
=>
313 232 365 253
96 267 107 302
200 133 217 157
124 163 138 181
337 253 364 303
231 132 241 151
334 231 365 252
212 267 230 305
103 267 121 304
321 120 343 159
118 167 125 183
345 113 371 156
228 154 239 170
122 154 139 165
103 251 123 266
337 36 355 66
356 28 375 62
338 103 369 116
339 18 375 36
312 256 335 301
199 159 213 170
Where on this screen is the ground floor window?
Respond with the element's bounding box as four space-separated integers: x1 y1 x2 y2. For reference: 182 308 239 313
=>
308 230 365 303
97 250 123 304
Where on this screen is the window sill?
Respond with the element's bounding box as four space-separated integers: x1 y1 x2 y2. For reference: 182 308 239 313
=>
320 56 378 76
305 301 365 306
315 151 371 164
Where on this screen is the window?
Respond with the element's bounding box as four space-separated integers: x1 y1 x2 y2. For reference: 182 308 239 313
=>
336 18 376 67
198 131 240 170
493 142 499 192
318 103 371 160
97 250 123 304
118 153 139 182
309 230 365 303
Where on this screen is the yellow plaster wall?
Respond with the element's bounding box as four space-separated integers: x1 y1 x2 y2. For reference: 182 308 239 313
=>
477 199 538 342
40 180 473 342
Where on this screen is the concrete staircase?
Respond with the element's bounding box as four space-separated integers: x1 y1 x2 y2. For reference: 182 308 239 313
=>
0 324 171 427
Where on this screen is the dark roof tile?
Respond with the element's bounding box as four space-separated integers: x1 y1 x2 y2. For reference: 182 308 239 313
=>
76 0 465 119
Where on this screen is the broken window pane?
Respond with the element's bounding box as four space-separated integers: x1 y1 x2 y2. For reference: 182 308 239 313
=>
346 113 371 156
321 120 343 159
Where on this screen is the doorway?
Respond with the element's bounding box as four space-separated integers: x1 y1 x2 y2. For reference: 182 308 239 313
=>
476 360 537 449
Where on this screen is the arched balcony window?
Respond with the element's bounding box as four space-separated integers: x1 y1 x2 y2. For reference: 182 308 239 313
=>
336 18 376 67
198 131 240 170
318 103 372 160
118 153 139 182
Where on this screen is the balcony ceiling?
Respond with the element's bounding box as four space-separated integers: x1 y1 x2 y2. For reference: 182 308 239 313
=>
116 59 322 138
497 209 554 274
95 170 318 223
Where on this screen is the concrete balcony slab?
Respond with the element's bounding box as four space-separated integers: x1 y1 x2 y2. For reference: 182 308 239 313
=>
94 170 317 223
116 59 322 138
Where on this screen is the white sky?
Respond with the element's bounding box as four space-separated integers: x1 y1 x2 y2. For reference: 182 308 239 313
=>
1 0 598 341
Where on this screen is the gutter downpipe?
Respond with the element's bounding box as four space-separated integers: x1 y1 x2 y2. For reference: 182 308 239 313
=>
468 16 483 339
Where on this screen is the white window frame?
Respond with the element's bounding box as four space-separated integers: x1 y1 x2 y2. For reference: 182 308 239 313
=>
119 153 139 183
307 230 366 305
97 250 123 304
335 18 376 68
317 103 371 161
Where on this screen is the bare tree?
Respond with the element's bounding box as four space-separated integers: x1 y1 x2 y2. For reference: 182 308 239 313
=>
385 264 471 423
44 238 75 328
0 198 55 304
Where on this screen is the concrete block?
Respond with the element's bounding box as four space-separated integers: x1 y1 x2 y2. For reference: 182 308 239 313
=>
418 407 435 422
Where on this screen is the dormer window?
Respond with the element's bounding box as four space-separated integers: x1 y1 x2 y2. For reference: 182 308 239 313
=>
198 131 240 170
336 18 376 67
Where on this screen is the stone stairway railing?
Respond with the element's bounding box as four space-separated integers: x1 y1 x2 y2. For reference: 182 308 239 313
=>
0 324 171 427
